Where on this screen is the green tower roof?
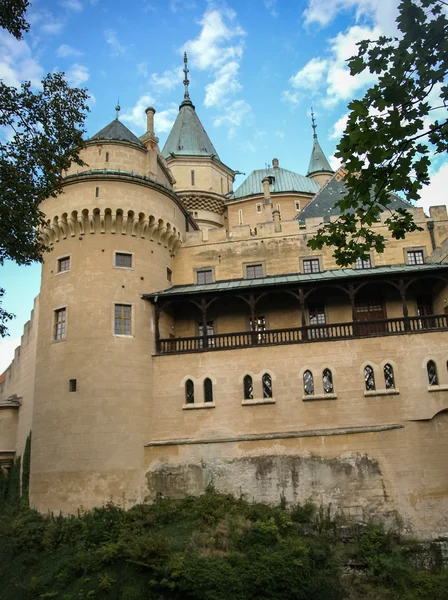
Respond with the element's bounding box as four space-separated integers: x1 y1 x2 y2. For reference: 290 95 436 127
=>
306 109 333 176
229 165 320 201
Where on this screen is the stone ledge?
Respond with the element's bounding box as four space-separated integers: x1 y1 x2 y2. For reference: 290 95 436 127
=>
428 384 448 392
242 398 275 406
365 389 400 397
303 393 337 401
183 402 215 410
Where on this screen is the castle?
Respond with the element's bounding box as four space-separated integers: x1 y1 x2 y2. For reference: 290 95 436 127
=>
1 56 448 539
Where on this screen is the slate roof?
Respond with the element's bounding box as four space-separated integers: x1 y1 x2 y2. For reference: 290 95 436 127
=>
297 171 413 221
90 119 145 148
229 166 320 201
162 100 220 159
307 135 333 176
143 263 448 300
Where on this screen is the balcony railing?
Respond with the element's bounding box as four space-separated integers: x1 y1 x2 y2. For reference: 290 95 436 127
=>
157 314 448 355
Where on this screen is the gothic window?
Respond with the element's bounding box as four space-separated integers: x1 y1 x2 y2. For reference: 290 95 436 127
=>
204 378 213 403
243 375 253 400
323 369 333 394
364 365 375 391
262 373 273 399
427 361 438 386
303 370 314 395
384 364 395 389
185 379 194 404
54 307 67 340
114 304 131 336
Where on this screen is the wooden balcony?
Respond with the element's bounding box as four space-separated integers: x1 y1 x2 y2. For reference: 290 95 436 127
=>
157 314 448 355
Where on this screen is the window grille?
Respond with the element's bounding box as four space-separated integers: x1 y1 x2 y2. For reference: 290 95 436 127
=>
185 379 194 404
355 256 371 269
54 308 67 340
303 258 320 274
197 269 213 284
407 250 424 265
115 253 132 268
384 364 395 389
114 304 131 335
303 370 314 395
246 264 263 279
427 360 438 386
204 378 213 403
364 365 375 391
243 375 253 400
262 373 273 398
323 369 333 394
58 256 70 272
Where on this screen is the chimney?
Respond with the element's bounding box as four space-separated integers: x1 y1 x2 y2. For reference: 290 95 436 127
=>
261 177 271 204
272 208 281 232
272 158 279 168
145 106 156 135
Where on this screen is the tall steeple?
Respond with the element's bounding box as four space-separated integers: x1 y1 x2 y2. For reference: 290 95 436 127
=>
306 108 333 186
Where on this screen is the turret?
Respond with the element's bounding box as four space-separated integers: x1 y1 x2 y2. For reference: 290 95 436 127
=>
162 53 236 230
306 108 334 187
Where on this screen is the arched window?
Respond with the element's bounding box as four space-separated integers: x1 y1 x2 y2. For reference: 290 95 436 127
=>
364 365 375 391
185 379 194 404
204 378 213 403
322 369 333 394
303 370 314 395
243 375 253 400
384 364 395 389
427 360 438 386
262 373 273 398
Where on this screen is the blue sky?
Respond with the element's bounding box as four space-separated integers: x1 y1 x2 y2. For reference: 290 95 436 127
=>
1 0 447 370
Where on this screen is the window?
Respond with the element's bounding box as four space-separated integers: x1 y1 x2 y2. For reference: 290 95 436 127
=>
256 203 262 213
238 209 243 225
198 321 214 337
191 170 195 185
303 258 320 274
54 308 67 340
246 263 263 279
303 370 314 395
243 375 253 400
295 201 300 211
197 269 213 284
309 305 326 338
427 360 438 386
114 304 131 336
384 364 395 389
355 256 371 269
250 316 266 343
167 267 172 283
262 373 273 399
204 378 213 403
185 379 194 404
115 252 132 268
95 186 99 197
69 379 77 392
407 249 424 265
323 369 333 394
364 365 375 391
58 256 70 273
105 152 109 162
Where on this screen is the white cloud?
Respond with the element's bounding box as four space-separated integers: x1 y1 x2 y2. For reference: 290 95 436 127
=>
57 44 83 57
121 94 156 132
170 0 196 13
204 60 242 108
329 154 342 171
290 57 328 90
276 130 285 138
61 0 83 11
213 99 252 139
264 0 278 17
418 161 448 214
0 30 44 88
104 29 126 56
29 8 65 35
282 90 300 106
0 336 20 374
150 67 183 91
66 63 89 86
155 106 178 133
137 62 148 78
329 112 349 140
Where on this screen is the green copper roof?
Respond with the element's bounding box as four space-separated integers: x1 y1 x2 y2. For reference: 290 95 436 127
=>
307 135 333 176
229 166 320 201
162 100 220 159
90 119 145 148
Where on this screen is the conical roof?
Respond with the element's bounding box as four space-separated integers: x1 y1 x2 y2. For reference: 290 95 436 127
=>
307 135 333 176
90 119 145 148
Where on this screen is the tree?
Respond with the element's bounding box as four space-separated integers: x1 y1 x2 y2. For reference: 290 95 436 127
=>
309 0 448 266
0 0 89 337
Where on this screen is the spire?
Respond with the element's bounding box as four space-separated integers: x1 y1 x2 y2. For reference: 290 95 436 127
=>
306 108 333 177
311 107 317 138
115 99 120 120
183 52 190 100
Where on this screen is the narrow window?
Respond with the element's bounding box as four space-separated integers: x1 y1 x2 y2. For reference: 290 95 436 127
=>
364 365 375 391
256 203 262 214
105 152 109 162
114 304 131 336
191 170 195 186
303 370 314 395
246 264 263 279
69 379 77 392
166 267 172 283
384 364 395 389
196 269 213 284
407 250 424 265
323 369 333 394
303 258 320 274
262 373 273 399
309 305 326 339
427 360 438 386
243 375 253 400
355 256 371 269
204 378 213 403
276 203 281 215
249 316 266 343
115 252 132 268
221 178 223 194
185 379 194 404
58 256 70 272
295 201 300 211
238 209 243 225
54 308 67 340
95 186 99 198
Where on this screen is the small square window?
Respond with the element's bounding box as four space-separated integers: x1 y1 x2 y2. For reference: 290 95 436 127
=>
197 269 213 284
256 203 262 213
355 256 371 269
303 258 320 274
246 264 264 279
167 267 172 282
407 250 424 265
114 304 131 336
58 256 70 272
54 307 67 340
115 252 132 268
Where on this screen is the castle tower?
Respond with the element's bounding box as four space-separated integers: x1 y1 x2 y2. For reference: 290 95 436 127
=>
30 106 190 513
306 108 334 187
161 53 236 230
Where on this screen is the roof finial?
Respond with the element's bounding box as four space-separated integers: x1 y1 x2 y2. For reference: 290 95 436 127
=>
311 107 317 138
115 98 121 120
183 52 190 100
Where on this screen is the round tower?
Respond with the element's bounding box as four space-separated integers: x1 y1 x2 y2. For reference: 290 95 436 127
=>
30 108 189 513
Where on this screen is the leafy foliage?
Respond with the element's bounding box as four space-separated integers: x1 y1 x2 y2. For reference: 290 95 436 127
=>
0 0 29 39
309 0 448 265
